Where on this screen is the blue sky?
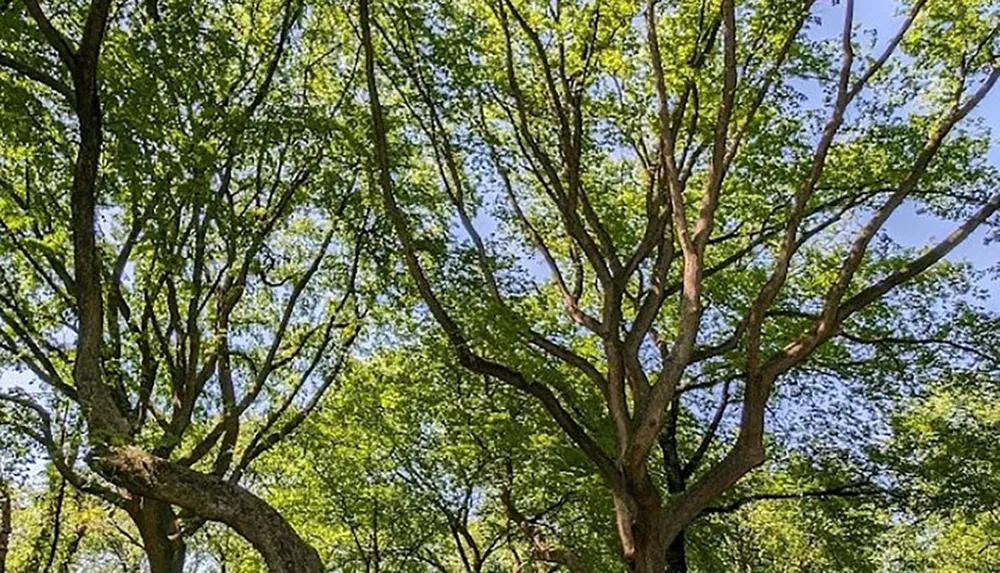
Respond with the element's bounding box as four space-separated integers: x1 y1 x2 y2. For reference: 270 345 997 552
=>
814 1 1000 299
1 2 997 396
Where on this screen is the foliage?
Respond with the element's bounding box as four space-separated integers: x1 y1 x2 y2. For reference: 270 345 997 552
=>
0 0 998 571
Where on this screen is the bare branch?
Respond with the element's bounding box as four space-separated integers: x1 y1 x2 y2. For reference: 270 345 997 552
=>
702 481 881 515
0 53 74 106
361 0 618 484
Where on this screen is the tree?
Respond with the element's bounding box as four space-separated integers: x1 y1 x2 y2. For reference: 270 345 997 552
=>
2 0 998 571
209 274 1000 573
359 0 1000 570
877 362 1000 570
0 1 367 571
0 481 9 573
256 342 620 573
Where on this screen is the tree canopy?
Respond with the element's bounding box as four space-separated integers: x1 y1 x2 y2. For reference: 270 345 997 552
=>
0 0 998 572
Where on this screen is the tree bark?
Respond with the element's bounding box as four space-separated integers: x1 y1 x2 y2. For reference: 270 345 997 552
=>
614 456 698 573
0 483 10 573
621 513 668 573
97 447 322 573
616 506 687 573
128 499 187 573
21 4 324 572
614 473 669 573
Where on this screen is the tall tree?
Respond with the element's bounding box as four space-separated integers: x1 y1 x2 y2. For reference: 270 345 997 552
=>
0 1 367 571
253 342 619 572
359 0 1000 570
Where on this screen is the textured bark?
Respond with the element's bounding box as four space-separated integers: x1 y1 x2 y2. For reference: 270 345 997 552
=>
614 468 670 573
128 499 186 573
0 484 10 573
64 0 133 443
618 513 686 573
619 507 667 573
19 3 327 572
98 447 322 573
626 537 667 573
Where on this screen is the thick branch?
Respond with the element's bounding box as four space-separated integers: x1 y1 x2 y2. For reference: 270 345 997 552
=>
702 481 880 515
360 0 618 484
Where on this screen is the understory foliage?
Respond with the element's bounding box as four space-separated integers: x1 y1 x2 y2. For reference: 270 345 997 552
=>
0 0 998 571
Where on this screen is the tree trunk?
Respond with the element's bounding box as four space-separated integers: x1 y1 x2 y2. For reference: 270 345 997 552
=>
615 485 669 573
0 484 10 573
624 521 668 573
97 447 322 573
32 3 321 572
128 499 186 573
662 460 688 573
629 542 667 573
618 515 687 573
